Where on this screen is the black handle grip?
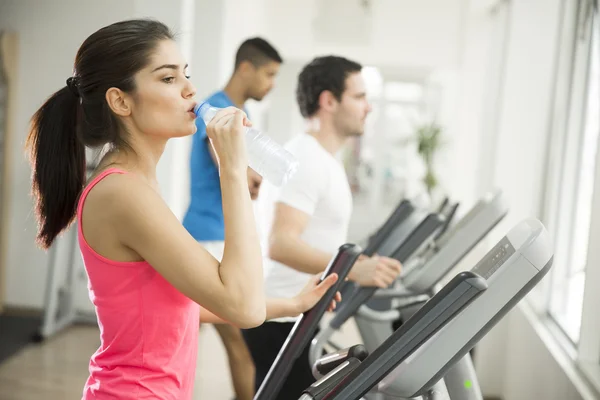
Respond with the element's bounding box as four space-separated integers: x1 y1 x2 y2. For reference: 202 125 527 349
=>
437 197 450 213
253 243 363 400
313 344 368 377
434 202 460 241
303 357 363 399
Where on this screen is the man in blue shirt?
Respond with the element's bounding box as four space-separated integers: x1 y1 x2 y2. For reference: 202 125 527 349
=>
182 37 282 400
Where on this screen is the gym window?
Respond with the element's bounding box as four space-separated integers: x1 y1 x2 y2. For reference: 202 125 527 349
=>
537 0 600 388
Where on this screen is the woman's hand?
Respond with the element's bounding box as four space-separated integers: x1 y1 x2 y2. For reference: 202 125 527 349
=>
205 107 252 173
293 273 342 314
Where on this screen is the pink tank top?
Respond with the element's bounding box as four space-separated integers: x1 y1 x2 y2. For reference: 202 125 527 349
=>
78 168 200 399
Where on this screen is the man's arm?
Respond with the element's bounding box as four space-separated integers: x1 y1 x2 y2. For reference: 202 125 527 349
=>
268 202 334 275
263 143 401 286
268 202 403 286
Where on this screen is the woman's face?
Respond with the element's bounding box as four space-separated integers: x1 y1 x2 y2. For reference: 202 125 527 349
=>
127 39 198 140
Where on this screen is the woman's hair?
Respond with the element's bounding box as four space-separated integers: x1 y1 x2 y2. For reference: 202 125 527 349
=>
25 19 174 249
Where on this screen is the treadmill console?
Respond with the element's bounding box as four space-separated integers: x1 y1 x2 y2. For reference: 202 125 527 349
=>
471 237 516 279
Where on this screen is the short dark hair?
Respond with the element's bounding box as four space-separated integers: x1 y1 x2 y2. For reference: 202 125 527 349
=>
26 19 174 249
296 56 362 118
234 37 283 69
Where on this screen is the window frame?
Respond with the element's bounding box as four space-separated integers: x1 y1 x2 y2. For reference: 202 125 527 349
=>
547 0 595 343
537 0 600 391
575 0 600 371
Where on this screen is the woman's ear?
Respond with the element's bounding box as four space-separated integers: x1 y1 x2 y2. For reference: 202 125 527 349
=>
105 87 132 117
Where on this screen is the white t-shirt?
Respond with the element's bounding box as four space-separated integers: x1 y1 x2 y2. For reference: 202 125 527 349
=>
257 133 353 322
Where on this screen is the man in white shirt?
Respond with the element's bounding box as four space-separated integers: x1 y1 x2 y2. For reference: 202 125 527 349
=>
242 55 403 399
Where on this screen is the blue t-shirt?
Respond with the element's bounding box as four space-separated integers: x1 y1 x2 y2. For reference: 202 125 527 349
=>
182 90 247 241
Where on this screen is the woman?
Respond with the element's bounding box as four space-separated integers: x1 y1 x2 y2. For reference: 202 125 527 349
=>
26 19 340 399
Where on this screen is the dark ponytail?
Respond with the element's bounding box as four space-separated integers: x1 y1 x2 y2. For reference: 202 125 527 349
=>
26 85 85 249
25 19 174 249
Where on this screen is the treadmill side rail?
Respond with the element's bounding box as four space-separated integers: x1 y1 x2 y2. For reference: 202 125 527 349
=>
253 243 362 400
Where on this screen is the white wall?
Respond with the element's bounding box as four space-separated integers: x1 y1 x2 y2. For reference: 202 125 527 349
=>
264 0 463 69
218 0 270 84
262 61 305 145
502 307 586 400
446 1 498 208
0 0 136 309
489 0 562 235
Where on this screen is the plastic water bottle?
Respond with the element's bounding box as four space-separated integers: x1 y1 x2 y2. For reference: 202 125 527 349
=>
194 102 298 186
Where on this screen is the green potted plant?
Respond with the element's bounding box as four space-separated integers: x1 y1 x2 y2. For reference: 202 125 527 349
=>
415 122 444 197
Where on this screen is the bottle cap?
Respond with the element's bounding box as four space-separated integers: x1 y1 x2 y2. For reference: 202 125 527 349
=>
193 101 212 118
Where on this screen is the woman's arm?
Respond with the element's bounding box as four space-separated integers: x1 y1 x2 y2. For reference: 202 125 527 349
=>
200 273 342 324
199 298 299 324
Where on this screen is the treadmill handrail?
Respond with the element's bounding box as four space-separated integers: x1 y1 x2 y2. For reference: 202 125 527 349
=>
402 191 508 292
436 190 503 249
437 196 450 213
434 202 460 241
363 200 414 256
306 271 488 400
253 243 363 400
329 213 444 329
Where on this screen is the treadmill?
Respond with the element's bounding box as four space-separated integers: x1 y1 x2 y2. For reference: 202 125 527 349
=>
357 204 446 314
309 191 508 369
254 208 445 400
299 269 487 400
298 218 553 399
299 218 553 400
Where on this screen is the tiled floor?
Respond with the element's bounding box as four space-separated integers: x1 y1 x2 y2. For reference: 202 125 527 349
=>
0 325 100 400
